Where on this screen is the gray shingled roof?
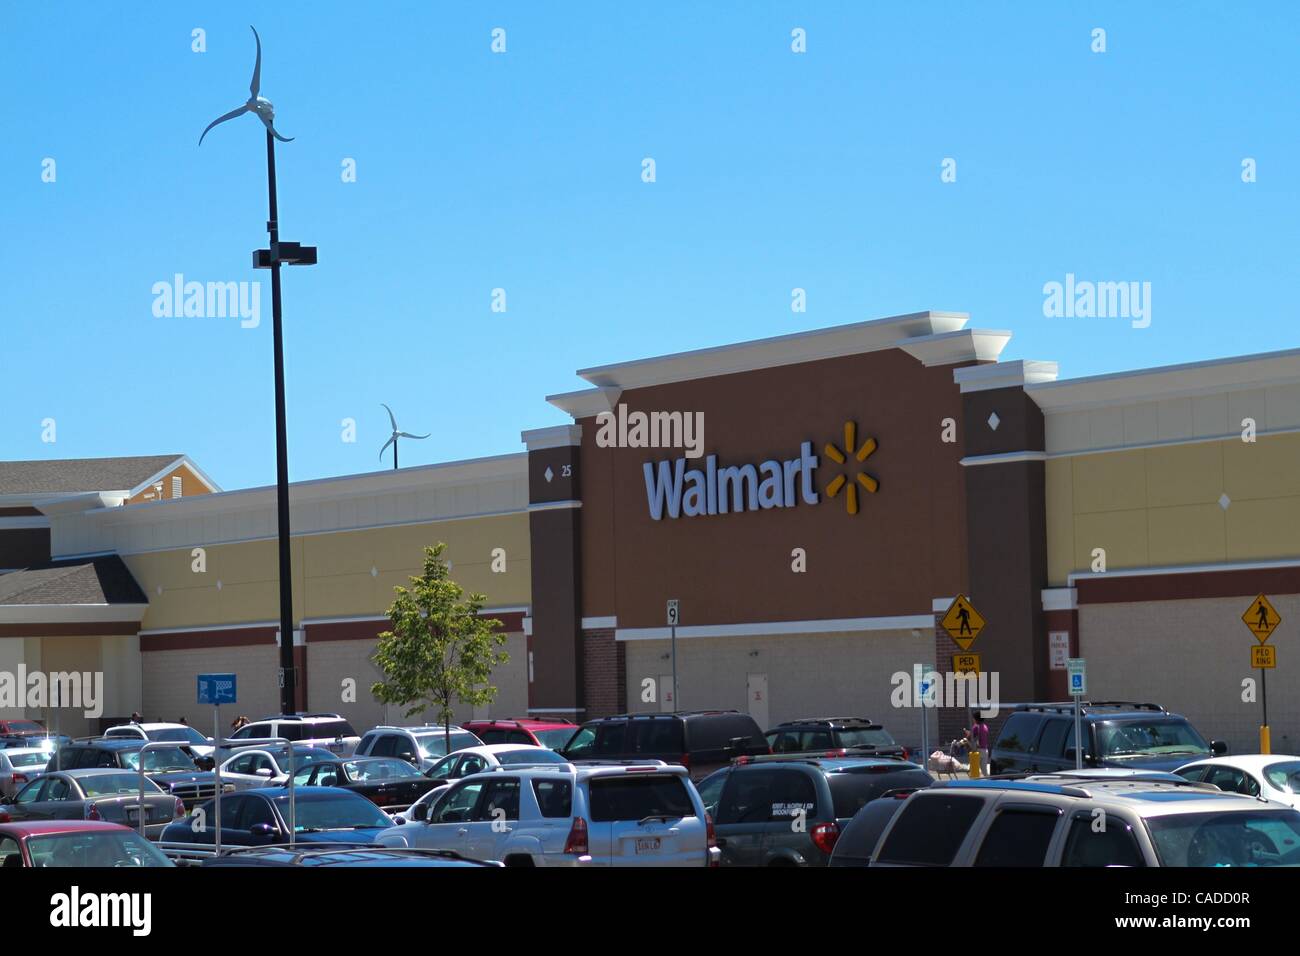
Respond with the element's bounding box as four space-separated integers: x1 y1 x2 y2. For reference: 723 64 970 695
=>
0 455 184 495
0 556 148 606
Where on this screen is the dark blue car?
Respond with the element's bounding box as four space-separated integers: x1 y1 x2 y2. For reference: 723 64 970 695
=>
159 786 394 851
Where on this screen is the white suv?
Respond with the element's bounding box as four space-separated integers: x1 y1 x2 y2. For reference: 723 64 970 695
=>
354 725 483 773
225 714 359 757
376 760 719 867
103 723 216 760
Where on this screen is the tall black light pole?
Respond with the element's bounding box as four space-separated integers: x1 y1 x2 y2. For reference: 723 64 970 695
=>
201 27 316 715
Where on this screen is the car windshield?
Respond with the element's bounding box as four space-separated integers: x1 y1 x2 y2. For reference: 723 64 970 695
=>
275 794 392 832
345 759 420 781
272 749 335 773
415 732 479 757
1146 809 1300 866
1263 761 1300 794
149 727 208 745
1096 720 1210 757
8 752 50 768
80 773 164 797
26 830 172 867
122 746 196 772
533 729 577 750
496 748 567 766
838 728 897 749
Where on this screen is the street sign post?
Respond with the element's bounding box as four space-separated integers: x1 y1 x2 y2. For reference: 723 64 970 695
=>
952 653 981 675
1067 658 1086 769
916 664 936 769
941 595 986 651
667 601 679 713
197 674 236 853
1243 595 1280 753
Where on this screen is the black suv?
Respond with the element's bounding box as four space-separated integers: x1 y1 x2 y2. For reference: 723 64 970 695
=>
989 701 1227 776
765 717 906 758
695 754 932 866
52 739 228 808
558 711 769 780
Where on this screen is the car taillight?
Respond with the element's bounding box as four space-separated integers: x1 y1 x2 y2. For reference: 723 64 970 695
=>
563 816 589 855
85 804 101 821
679 753 690 769
0 811 10 823
11 773 27 787
705 812 719 866
811 821 839 854
174 798 186 819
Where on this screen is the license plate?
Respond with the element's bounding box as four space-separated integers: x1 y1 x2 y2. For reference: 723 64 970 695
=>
635 837 661 854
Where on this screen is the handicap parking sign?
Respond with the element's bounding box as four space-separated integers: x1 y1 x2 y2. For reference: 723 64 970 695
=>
1066 658 1086 697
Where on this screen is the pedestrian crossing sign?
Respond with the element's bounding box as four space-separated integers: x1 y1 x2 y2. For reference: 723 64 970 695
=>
1243 594 1280 644
942 594 986 651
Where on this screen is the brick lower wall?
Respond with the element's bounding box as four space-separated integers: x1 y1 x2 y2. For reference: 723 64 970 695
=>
583 628 624 718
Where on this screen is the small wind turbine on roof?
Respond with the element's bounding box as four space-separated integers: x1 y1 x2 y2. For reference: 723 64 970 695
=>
199 26 295 144
379 405 429 470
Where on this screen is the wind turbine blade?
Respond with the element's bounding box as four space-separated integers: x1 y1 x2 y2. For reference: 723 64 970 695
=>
270 125 295 143
398 432 431 440
379 436 395 460
199 105 251 145
249 26 262 96
381 404 398 432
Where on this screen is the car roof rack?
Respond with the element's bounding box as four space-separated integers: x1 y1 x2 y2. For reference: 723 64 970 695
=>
1012 700 1168 715
600 710 741 720
778 716 878 726
569 758 671 767
736 751 908 766
507 716 576 724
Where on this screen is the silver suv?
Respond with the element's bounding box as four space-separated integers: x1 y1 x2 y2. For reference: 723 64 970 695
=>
225 714 359 757
354 725 483 773
870 772 1300 867
376 760 719 867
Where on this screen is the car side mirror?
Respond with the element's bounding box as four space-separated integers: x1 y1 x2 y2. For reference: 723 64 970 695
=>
250 823 278 844
411 803 428 822
1211 740 1228 755
1064 747 1094 764
255 767 273 777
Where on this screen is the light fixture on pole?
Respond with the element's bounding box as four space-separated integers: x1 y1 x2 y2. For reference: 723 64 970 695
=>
200 25 316 715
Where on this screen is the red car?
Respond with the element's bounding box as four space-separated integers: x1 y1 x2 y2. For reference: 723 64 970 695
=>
0 719 47 739
0 820 173 867
461 718 578 751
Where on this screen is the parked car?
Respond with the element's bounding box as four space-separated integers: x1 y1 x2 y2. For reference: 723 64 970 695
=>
989 701 1226 775
200 844 501 867
869 772 1300 867
217 745 337 790
1175 755 1300 807
0 747 50 800
52 739 230 809
291 757 440 808
224 713 359 757
0 734 69 753
0 768 184 839
827 792 913 867
353 725 484 772
462 718 579 751
0 820 174 867
0 719 48 739
695 754 932 865
158 786 396 855
424 744 570 793
559 711 770 780
377 760 719 867
765 717 907 758
103 723 216 761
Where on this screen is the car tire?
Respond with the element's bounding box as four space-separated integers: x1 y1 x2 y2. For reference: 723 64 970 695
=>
504 855 535 867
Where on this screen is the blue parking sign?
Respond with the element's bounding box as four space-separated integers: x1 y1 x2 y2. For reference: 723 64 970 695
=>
197 673 237 705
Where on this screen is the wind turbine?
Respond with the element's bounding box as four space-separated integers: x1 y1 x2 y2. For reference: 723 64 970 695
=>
199 26 295 144
197 25 315 717
380 405 430 470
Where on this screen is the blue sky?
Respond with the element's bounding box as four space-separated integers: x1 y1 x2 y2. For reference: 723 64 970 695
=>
2 2 1297 490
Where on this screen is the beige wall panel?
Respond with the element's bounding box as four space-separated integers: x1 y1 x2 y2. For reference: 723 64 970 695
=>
1144 442 1224 509
1225 497 1300 563
143 644 280 727
1073 510 1148 572
1071 451 1147 514
1223 432 1300 502
1081 596 1300 756
38 637 104 738
1146 504 1226 568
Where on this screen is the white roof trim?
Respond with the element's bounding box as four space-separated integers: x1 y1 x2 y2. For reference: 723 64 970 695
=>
545 388 622 420
954 359 1060 393
615 614 934 641
1066 556 1300 588
520 425 582 450
0 603 148 624
897 329 1013 368
128 456 222 497
1028 347 1300 414
575 311 971 390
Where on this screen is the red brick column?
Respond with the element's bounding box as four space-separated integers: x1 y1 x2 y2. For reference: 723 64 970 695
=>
583 628 625 718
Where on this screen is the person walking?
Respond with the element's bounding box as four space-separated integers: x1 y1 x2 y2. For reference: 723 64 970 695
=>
970 712 991 776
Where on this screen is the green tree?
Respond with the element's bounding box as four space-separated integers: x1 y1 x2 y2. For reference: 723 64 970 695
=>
371 543 508 757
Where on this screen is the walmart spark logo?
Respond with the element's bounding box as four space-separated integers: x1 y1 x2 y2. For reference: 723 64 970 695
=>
823 421 878 515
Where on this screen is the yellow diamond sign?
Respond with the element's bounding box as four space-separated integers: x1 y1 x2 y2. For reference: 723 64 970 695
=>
942 594 986 651
1243 593 1281 644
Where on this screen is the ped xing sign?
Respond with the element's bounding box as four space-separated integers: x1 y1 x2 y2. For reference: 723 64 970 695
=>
1253 645 1276 669
197 673 237 705
952 653 981 675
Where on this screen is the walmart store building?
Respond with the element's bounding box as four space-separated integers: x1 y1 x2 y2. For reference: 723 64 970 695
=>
2 311 1298 752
